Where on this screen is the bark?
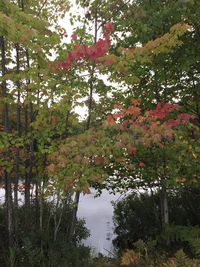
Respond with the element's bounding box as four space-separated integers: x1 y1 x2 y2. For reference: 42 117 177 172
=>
160 186 169 229
68 191 80 240
160 184 169 246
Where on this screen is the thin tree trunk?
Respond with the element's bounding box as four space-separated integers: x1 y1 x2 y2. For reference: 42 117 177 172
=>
14 43 21 209
1 36 14 247
53 198 66 242
35 181 39 226
25 48 31 218
68 190 80 240
160 148 169 245
39 182 43 255
160 185 169 230
160 184 169 246
69 14 98 241
158 68 170 244
5 172 14 247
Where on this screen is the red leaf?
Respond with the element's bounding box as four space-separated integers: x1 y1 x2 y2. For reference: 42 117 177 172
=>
107 115 115 125
127 146 137 155
138 162 145 167
165 119 179 127
51 116 56 124
71 33 77 41
113 113 123 119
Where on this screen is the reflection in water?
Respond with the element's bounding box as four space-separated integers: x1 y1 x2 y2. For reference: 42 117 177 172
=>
77 189 121 256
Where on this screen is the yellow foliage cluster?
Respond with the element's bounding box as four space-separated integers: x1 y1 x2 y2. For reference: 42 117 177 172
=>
121 250 140 266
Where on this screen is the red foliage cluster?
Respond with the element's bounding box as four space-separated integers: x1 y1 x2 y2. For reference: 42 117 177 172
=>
146 103 179 120
103 22 114 38
60 23 114 70
108 99 192 145
173 113 192 125
107 99 192 169
108 100 192 130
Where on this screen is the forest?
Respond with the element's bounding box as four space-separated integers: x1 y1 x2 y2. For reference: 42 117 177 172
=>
1 0 200 266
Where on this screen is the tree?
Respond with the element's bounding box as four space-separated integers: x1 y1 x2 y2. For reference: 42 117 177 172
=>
104 99 193 236
113 187 200 255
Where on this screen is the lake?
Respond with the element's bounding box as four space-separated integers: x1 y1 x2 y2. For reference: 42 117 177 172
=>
78 189 122 256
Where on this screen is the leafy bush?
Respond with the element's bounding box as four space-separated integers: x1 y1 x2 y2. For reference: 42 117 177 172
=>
113 193 161 251
0 202 91 267
113 188 200 253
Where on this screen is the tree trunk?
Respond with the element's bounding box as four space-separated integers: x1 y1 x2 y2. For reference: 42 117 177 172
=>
161 186 169 228
68 15 98 241
25 48 31 221
5 172 14 247
160 185 169 245
39 181 44 256
68 191 80 240
1 36 14 247
14 43 21 209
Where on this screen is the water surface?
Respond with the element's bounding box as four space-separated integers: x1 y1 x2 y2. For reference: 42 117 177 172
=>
78 189 121 256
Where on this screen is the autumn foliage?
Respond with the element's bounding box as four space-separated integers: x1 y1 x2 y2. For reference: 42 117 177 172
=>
60 22 114 70
107 100 192 148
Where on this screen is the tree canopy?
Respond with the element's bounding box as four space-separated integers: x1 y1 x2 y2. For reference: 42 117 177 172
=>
1 0 200 266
